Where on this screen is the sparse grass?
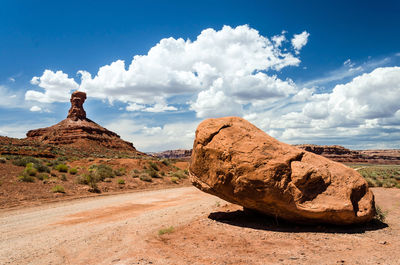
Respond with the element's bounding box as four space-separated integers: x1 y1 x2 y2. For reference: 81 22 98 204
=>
171 170 188 180
158 226 174 235
149 161 159 171
351 165 400 188
117 179 125 184
55 164 68 173
171 176 179 183
51 185 65 193
139 173 152 182
90 164 115 180
60 174 67 181
114 168 126 176
69 167 78 175
18 174 35 182
375 205 388 222
12 156 40 167
37 173 49 180
146 168 161 178
161 159 170 166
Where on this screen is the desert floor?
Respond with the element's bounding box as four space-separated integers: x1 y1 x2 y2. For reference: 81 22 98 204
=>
1 186 399 265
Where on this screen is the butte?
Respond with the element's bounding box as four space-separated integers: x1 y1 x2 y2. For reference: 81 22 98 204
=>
26 91 137 154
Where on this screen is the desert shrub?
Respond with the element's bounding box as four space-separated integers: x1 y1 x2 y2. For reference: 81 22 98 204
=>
114 168 126 176
171 170 187 179
12 156 40 167
57 156 67 162
83 173 101 193
18 170 35 182
34 163 50 173
55 164 68 172
161 159 170 166
37 173 49 180
69 167 78 175
184 169 189 175
375 205 388 222
132 169 140 174
90 164 114 180
51 185 65 193
51 172 57 177
24 163 38 176
161 171 165 176
60 174 67 181
146 168 161 178
18 174 35 182
171 176 179 184
76 175 88 185
149 161 159 171
158 226 174 235
0 157 6 164
358 165 400 189
103 178 112 182
117 179 125 184
139 173 152 182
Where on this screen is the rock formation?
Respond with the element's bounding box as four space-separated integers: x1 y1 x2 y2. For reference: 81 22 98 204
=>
189 117 375 225
296 144 400 164
67 91 87 121
151 149 192 160
26 91 137 153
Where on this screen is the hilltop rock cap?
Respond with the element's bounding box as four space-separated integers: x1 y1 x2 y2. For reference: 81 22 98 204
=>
67 91 87 121
189 117 375 225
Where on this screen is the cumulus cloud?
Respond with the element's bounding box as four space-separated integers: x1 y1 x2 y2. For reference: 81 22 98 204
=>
105 119 198 152
246 66 400 149
303 66 400 125
291 31 310 54
26 70 79 103
28 25 305 117
29 106 42 112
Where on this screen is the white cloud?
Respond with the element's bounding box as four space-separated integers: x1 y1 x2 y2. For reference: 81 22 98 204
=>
105 119 199 152
25 70 79 103
271 31 287 47
0 86 23 108
29 25 305 117
291 31 310 54
247 66 400 149
29 106 42 112
305 66 400 125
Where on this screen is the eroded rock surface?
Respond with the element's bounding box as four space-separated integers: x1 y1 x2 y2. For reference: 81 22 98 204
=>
189 117 375 225
26 91 137 152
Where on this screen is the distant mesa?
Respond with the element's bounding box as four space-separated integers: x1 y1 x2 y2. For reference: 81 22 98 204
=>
154 145 400 164
26 91 137 153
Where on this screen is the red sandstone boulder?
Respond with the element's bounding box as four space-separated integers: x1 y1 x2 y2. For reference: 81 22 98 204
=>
189 117 375 225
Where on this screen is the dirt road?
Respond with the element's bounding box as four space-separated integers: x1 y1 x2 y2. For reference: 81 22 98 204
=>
0 187 222 265
1 187 400 265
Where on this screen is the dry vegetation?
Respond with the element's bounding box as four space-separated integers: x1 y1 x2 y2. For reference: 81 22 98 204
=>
348 164 400 188
0 147 190 208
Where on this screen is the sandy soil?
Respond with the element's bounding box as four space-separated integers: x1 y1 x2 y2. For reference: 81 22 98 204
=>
1 187 399 265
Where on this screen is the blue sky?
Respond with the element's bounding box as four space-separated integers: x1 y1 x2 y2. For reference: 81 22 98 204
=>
1 0 400 151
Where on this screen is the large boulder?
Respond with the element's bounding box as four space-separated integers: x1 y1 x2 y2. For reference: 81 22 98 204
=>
189 117 375 225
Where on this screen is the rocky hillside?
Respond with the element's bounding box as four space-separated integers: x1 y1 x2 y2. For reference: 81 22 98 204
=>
151 149 192 160
25 91 139 155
